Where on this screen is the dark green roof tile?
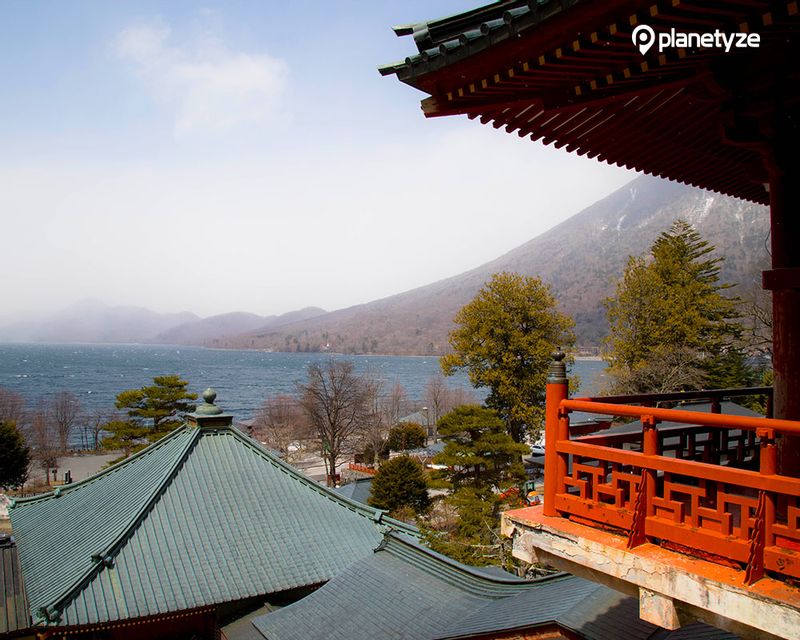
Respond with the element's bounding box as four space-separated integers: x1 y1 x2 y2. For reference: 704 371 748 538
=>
10 425 414 628
253 533 584 640
254 532 741 640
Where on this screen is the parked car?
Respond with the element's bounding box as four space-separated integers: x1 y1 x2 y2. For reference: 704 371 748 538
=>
530 444 545 457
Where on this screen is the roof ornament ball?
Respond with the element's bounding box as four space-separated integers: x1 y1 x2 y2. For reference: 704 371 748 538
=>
195 388 223 416
547 348 568 385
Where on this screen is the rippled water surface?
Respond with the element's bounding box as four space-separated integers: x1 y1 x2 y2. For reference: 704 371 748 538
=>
0 343 606 443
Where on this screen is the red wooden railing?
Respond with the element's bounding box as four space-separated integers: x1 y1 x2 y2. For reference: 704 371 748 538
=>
542 384 800 584
348 463 378 475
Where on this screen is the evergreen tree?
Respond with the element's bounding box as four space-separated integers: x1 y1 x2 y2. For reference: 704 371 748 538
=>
422 406 528 566
386 422 426 452
368 455 430 515
604 220 743 394
115 375 197 441
0 421 31 490
434 405 527 490
441 272 575 442
422 486 502 566
101 419 152 458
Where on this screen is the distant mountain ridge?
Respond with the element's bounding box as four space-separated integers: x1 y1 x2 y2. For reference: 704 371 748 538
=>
153 308 327 346
217 175 769 354
0 300 200 344
1 176 768 352
0 301 326 346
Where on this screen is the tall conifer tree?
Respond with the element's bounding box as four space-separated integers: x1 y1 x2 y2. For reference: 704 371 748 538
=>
604 220 743 394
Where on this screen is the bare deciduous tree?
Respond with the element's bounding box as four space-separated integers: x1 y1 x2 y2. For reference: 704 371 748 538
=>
84 409 119 451
382 381 409 427
423 375 448 427
423 375 479 430
0 388 26 425
357 377 411 463
741 284 773 358
251 394 310 461
297 360 368 486
29 401 58 482
358 377 388 464
52 390 81 452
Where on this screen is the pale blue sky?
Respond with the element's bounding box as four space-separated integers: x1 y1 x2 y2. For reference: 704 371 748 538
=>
1 1 635 319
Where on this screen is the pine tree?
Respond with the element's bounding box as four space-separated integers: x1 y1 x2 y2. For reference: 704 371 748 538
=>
115 375 197 441
100 420 151 458
434 405 527 490
368 455 430 515
422 406 529 567
421 486 502 566
0 421 31 490
604 220 744 394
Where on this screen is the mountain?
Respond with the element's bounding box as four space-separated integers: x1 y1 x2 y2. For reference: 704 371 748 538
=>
0 301 327 346
218 175 769 355
154 308 327 346
1 176 768 352
0 300 200 344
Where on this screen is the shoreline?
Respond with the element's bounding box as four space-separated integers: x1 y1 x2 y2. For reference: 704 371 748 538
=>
1 341 605 360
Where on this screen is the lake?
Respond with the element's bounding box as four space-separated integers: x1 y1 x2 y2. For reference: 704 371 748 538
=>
0 343 606 445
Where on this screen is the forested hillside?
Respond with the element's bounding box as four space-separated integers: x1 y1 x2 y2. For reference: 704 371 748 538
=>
220 175 769 354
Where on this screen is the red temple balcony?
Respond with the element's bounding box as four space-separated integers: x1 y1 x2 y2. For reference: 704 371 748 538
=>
502 360 800 640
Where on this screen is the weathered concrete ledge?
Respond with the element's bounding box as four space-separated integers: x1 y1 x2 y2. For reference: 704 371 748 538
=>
502 506 800 640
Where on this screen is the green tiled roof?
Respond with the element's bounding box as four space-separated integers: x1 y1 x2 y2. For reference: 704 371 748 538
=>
253 532 589 640
0 536 29 635
378 0 571 81
253 532 740 640
9 424 414 628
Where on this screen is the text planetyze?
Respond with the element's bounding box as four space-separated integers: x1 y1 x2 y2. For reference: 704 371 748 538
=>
632 25 761 55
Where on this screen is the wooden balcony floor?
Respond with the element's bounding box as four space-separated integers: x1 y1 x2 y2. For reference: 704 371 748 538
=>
502 505 800 640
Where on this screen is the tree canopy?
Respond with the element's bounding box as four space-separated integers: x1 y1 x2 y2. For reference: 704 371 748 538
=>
105 375 197 457
386 422 426 452
424 405 527 567
434 405 527 490
114 375 197 441
368 455 430 515
603 220 744 394
441 272 575 441
100 419 152 458
0 421 31 490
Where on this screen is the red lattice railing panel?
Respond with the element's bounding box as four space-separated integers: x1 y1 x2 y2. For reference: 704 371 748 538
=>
543 387 800 586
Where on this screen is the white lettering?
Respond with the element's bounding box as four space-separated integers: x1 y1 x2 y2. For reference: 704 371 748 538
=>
634 24 761 55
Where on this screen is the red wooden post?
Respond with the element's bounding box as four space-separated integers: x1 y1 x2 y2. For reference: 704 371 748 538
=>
642 416 658 518
760 428 777 548
747 428 777 584
557 409 570 498
544 351 568 517
628 415 657 548
764 132 800 475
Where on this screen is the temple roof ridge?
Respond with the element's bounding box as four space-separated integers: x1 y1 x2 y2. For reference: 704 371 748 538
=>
10 421 415 629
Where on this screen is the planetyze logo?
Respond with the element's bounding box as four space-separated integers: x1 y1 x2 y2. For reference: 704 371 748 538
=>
632 23 760 55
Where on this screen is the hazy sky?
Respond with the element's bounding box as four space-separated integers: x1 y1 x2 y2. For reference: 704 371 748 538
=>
1 1 635 320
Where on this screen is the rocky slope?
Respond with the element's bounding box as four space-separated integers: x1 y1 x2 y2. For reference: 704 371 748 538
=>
220 175 769 354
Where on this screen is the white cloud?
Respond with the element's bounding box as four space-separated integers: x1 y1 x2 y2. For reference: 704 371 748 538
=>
115 21 289 136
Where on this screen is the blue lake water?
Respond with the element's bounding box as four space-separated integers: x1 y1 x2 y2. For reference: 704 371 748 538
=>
0 343 606 444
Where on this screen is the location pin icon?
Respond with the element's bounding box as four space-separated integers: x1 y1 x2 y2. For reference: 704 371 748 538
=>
632 24 656 55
